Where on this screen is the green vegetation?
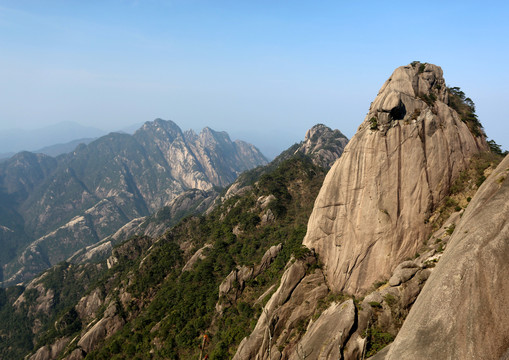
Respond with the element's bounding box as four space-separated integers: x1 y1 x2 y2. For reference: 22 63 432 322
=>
488 139 508 156
384 294 397 307
0 263 104 359
0 153 326 360
76 155 326 359
445 224 456 236
368 301 382 309
363 326 395 357
373 280 388 289
447 86 484 137
313 292 349 320
369 117 379 130
418 63 426 74
430 152 505 231
419 93 437 106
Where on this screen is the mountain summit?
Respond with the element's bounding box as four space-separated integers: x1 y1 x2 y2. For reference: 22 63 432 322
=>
303 62 488 295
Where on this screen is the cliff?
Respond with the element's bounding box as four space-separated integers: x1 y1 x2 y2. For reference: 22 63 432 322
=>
303 62 488 295
385 153 509 359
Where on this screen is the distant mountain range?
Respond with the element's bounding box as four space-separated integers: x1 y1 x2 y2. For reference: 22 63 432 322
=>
0 119 267 286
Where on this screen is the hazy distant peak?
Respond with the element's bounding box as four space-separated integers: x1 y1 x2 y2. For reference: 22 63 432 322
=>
199 126 231 145
137 118 185 141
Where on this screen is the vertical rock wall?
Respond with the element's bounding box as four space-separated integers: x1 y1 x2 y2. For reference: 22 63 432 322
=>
385 154 509 359
303 63 487 295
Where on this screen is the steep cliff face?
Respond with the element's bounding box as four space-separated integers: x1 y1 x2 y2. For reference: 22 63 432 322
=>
303 62 488 295
385 154 509 360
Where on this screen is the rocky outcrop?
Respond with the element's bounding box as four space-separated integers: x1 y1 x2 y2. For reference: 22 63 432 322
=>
216 244 282 313
29 337 70 360
220 123 348 206
303 62 488 295
291 299 356 359
75 288 104 322
77 302 125 354
69 189 218 265
295 124 348 168
182 244 212 271
233 256 329 360
385 154 509 359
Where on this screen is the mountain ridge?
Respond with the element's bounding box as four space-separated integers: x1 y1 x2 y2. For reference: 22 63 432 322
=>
0 119 267 286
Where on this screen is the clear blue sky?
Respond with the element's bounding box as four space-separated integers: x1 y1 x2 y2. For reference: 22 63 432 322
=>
0 0 508 158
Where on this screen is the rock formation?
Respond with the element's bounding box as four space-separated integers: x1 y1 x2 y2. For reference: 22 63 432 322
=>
294 124 348 168
384 154 509 359
303 62 488 295
233 255 329 360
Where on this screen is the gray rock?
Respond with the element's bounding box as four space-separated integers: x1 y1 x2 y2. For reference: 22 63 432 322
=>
216 244 282 313
233 258 328 360
76 288 103 322
289 299 356 359
182 244 212 272
63 348 85 360
368 344 391 359
77 315 124 353
386 154 509 359
29 337 70 360
388 261 419 286
295 124 349 169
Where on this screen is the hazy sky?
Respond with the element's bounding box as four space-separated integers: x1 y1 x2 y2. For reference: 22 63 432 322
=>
0 0 508 158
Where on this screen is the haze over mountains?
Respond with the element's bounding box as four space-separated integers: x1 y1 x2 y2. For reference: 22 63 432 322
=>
0 62 508 360
0 122 105 155
0 119 267 286
0 122 149 161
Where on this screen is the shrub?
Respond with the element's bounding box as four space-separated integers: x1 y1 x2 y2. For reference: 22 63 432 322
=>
369 117 378 130
364 326 395 357
384 294 397 307
373 280 387 289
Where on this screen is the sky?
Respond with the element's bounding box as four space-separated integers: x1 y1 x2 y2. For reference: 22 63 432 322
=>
0 1 508 158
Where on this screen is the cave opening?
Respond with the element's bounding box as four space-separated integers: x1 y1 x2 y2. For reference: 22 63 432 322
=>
389 102 407 121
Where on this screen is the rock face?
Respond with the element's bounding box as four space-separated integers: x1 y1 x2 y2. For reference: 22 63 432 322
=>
0 119 266 286
303 62 488 295
291 299 356 359
385 154 509 360
233 256 329 360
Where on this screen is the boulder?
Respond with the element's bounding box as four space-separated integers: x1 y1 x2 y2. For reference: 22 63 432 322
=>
388 261 419 286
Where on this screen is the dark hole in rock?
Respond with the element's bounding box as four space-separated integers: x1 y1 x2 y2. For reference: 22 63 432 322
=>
389 102 406 121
